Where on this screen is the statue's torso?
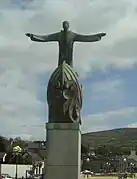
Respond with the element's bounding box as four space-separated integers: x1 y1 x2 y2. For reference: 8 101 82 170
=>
58 30 75 45
58 30 75 66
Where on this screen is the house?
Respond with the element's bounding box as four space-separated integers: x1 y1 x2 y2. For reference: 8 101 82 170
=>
127 150 137 162
0 152 6 175
23 151 43 164
23 152 44 175
27 141 46 150
27 141 46 160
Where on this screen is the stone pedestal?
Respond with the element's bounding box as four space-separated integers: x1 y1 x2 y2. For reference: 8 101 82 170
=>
45 123 81 179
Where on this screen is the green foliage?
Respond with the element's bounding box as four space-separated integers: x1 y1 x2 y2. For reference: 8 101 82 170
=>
5 152 24 164
4 145 32 164
0 136 8 152
82 128 137 156
82 128 137 149
81 145 88 154
4 150 33 164
95 145 109 156
94 145 131 156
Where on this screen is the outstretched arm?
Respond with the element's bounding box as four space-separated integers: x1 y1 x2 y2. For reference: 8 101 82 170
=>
25 32 59 42
74 33 106 42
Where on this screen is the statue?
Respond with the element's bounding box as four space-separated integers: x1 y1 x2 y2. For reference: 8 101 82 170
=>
26 21 106 67
47 62 82 124
26 21 106 124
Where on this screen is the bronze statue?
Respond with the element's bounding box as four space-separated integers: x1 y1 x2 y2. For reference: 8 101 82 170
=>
26 21 106 124
26 21 106 67
47 62 82 124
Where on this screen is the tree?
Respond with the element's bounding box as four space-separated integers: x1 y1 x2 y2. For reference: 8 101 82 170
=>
95 145 108 156
0 136 8 152
12 146 23 179
81 145 88 154
4 146 24 164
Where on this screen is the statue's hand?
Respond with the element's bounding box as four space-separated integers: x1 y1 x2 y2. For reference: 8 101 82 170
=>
101 33 106 36
25 33 33 38
98 33 106 38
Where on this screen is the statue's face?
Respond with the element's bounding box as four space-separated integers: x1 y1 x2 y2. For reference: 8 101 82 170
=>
63 21 69 30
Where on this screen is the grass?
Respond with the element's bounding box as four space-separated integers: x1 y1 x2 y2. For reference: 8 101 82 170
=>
80 176 137 179
80 177 117 179
82 128 137 148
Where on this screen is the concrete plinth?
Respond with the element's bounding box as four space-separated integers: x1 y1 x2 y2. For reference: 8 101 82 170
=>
45 123 81 179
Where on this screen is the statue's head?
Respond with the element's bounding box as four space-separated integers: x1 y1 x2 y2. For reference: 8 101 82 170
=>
63 21 69 30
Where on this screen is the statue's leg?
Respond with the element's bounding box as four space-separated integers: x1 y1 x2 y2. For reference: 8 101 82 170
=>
66 58 73 67
58 53 64 66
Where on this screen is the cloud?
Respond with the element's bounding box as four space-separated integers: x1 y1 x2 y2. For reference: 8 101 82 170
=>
127 123 137 128
82 106 137 133
91 78 123 99
82 76 127 115
0 0 137 139
1 0 137 74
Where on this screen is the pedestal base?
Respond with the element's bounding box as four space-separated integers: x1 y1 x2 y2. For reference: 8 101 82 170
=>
45 123 81 179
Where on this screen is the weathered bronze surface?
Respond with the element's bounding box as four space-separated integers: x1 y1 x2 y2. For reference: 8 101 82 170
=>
26 21 106 124
26 21 106 67
47 62 82 124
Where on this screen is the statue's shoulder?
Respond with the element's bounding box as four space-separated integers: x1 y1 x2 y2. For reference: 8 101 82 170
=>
58 30 63 38
69 30 76 39
59 30 64 35
69 30 75 34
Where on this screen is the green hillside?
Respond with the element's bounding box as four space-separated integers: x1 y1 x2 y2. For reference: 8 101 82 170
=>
82 128 137 149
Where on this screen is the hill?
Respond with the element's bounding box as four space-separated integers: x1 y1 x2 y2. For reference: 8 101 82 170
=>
82 128 137 149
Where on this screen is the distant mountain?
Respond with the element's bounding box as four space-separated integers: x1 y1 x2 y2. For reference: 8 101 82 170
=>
82 128 137 148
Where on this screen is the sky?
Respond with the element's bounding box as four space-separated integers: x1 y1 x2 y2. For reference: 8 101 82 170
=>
0 0 137 140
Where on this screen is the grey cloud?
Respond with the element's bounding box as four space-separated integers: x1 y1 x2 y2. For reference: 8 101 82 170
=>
82 106 137 133
110 37 137 58
0 0 137 139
